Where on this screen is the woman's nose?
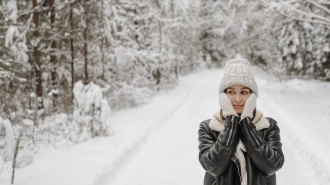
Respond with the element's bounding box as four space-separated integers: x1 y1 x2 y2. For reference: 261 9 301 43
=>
234 94 242 102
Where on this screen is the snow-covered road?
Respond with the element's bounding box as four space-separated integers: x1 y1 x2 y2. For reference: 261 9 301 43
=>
102 68 330 185
102 68 220 185
1 68 329 185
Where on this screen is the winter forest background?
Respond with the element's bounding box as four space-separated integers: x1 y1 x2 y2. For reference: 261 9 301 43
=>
1 0 330 184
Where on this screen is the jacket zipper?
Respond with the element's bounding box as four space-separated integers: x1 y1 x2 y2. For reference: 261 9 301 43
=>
247 119 261 145
226 115 234 146
233 156 242 181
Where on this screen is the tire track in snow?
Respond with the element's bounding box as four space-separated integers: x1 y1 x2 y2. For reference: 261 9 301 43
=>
97 68 330 185
258 93 330 185
94 70 220 185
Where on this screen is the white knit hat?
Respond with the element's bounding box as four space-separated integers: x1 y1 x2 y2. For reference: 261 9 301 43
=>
219 59 258 97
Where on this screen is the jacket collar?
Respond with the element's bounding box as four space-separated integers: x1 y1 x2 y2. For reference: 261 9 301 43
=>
209 109 270 132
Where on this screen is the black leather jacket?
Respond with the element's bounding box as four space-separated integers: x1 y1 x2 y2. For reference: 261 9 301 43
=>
198 117 284 185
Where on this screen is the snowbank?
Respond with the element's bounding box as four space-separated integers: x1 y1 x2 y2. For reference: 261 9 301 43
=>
0 70 210 185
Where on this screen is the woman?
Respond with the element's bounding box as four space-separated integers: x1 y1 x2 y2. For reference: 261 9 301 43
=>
198 59 284 185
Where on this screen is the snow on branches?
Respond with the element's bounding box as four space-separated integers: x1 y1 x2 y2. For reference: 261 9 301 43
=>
72 81 112 142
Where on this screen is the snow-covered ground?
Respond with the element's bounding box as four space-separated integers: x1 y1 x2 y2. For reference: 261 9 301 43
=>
255 67 330 185
1 68 330 185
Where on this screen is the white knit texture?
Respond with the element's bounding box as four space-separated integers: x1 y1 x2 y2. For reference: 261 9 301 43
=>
219 59 258 97
240 93 257 120
218 93 238 117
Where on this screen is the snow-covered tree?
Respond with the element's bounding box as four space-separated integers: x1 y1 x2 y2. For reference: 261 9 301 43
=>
0 117 15 161
0 0 34 125
261 0 330 80
72 80 111 140
277 20 312 77
200 1 276 68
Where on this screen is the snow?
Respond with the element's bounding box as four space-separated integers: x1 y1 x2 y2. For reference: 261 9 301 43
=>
1 68 330 185
6 0 18 23
29 93 35 98
72 81 111 139
254 67 330 185
0 59 11 66
5 25 18 48
30 37 40 48
0 118 15 161
74 81 103 114
4 10 29 66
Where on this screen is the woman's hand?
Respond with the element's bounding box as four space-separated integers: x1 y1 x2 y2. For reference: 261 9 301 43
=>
219 93 238 117
239 118 263 153
240 93 256 120
239 93 260 152
218 93 240 148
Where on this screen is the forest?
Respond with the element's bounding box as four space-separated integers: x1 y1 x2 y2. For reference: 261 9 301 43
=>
0 0 330 181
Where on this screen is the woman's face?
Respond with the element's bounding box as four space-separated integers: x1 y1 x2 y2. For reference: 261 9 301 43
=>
225 85 251 114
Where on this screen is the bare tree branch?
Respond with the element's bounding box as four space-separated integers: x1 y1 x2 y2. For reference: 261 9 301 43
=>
306 0 330 15
279 9 330 25
260 0 330 26
289 4 330 23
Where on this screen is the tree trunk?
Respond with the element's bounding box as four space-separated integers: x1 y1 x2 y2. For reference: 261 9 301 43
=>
70 2 75 101
11 132 22 184
170 0 179 78
32 0 43 110
101 0 105 81
50 0 57 112
158 20 162 52
155 68 160 85
84 0 89 81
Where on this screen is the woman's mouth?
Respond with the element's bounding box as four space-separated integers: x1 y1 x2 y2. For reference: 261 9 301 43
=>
233 105 243 108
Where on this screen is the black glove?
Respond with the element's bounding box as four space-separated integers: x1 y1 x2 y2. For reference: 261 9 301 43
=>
219 115 240 149
239 118 263 153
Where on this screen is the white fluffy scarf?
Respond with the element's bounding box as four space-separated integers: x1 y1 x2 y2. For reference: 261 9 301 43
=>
209 110 270 185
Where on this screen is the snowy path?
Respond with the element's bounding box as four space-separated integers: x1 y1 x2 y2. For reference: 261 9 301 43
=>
1 68 329 185
100 69 330 185
101 68 220 185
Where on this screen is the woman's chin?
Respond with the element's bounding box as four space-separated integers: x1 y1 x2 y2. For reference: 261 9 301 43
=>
234 109 243 114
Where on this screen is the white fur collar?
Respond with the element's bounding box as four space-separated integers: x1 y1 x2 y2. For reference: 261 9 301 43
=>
209 109 270 132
